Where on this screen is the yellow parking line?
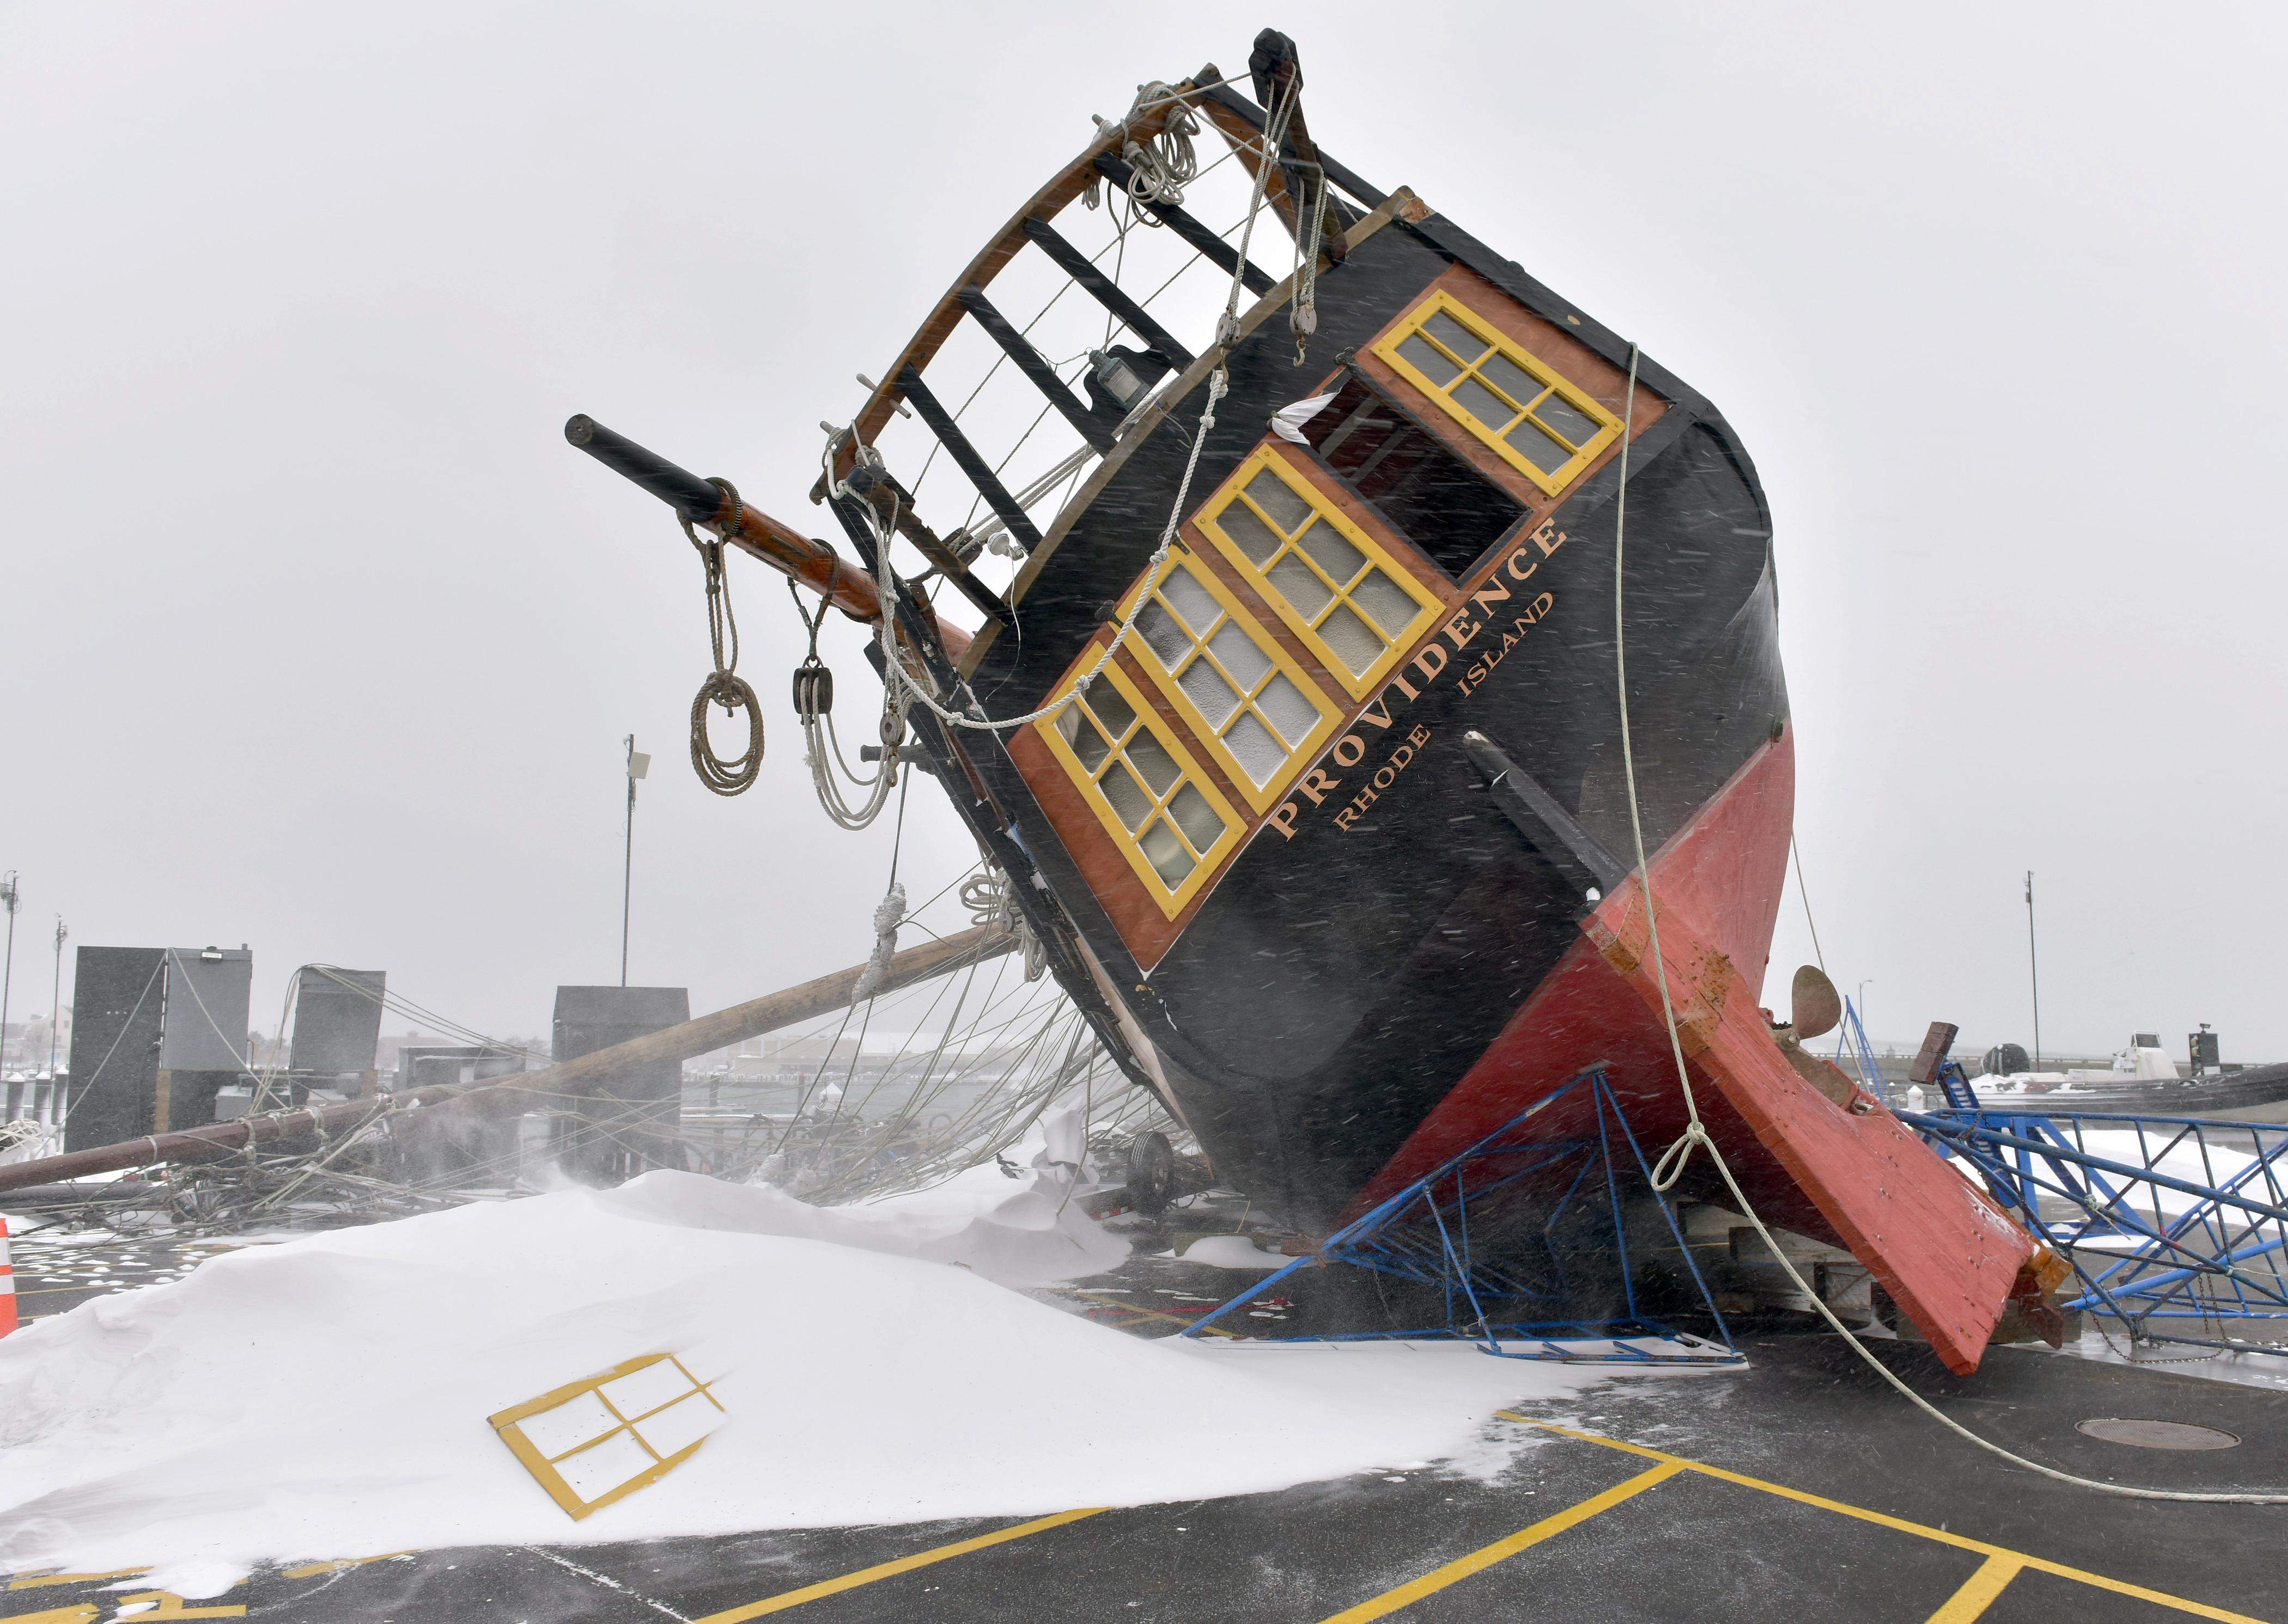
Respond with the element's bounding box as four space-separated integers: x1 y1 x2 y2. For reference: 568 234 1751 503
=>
1318 1462 1683 1622
1925 1554 2025 1621
11 1284 122 1295
1064 1292 1237 1337
109 1590 245 1618
688 1507 1105 1623
8 1569 152 1590
1499 1415 2272 1624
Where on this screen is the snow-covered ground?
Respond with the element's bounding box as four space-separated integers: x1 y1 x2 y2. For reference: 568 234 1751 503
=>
0 1121 1685 1596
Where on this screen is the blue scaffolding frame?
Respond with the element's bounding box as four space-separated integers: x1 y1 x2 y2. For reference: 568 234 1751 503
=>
1184 1068 1741 1365
1902 1105 2288 1356
1831 996 1892 1105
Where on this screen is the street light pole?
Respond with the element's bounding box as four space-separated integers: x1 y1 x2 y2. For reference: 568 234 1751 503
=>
1857 980 1874 1048
2025 870 2041 1070
48 916 66 1081
621 738 650 987
0 872 18 1079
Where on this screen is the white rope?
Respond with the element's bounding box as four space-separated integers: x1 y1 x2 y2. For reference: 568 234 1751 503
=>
1607 345 2288 1503
850 881 908 1006
1789 834 1829 978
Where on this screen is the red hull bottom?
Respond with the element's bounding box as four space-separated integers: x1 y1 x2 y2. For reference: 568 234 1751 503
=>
1354 729 2037 1374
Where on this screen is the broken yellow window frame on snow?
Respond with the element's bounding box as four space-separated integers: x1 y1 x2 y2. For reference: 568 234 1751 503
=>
1371 289 1623 496
1036 659 1245 919
489 1353 726 1522
1111 549 1345 816
1192 446 1444 701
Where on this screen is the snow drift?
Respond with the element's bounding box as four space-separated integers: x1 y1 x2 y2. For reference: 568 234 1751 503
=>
0 1148 1656 1593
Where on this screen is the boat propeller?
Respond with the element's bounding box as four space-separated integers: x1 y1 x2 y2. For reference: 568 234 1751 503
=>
1791 965 1843 1039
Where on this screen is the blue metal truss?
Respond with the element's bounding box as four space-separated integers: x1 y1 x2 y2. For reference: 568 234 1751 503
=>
1184 1068 1742 1365
1901 1106 2288 1356
1831 997 1893 1105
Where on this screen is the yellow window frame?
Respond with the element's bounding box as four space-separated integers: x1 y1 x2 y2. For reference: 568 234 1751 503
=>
1371 288 1623 495
1191 445 1445 700
1109 547 1346 814
488 1354 725 1523
1034 659 1246 919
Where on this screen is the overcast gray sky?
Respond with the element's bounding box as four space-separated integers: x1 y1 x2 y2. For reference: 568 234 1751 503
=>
5 1 2284 1061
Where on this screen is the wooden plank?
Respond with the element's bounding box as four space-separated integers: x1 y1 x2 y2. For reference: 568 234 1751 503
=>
896 365 1044 555
1093 151 1274 296
1021 217 1197 369
956 284 1117 451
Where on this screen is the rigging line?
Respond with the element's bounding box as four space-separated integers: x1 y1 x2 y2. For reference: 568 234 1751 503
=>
906 206 1130 500
951 397 1064 542
1790 834 1828 978
782 929 1004 1131
899 135 1238 505
1104 193 1131 346
1604 344 2288 1505
886 770 911 892
836 966 997 1163
847 942 978 1116
872 86 1295 731
859 979 1051 1130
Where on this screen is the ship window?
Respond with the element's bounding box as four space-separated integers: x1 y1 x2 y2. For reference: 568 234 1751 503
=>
1194 447 1444 699
1372 290 1622 496
1303 375 1525 579
1113 550 1343 812
1043 664 1244 915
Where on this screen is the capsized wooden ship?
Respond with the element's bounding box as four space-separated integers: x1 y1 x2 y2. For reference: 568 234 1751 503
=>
569 33 2046 1372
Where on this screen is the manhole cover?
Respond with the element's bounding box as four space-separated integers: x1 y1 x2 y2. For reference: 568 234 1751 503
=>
2076 1418 2240 1451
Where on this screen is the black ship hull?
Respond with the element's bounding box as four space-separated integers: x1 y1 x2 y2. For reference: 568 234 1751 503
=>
942 194 1788 1230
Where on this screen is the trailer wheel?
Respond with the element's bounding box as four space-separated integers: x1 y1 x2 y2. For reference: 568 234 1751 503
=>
1125 1130 1176 1215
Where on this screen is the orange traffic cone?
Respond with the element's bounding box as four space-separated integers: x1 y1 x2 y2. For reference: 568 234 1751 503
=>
0 1215 16 1337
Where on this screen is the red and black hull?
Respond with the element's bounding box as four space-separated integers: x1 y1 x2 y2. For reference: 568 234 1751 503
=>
944 210 1788 1232
827 72 2039 1369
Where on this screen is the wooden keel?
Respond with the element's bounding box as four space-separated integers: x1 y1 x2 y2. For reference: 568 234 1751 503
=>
1350 730 2036 1374
1584 886 2037 1375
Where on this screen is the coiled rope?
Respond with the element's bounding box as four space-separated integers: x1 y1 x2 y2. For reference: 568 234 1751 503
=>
1096 82 1198 209
680 477 762 795
1608 345 2288 1503
786 574 901 831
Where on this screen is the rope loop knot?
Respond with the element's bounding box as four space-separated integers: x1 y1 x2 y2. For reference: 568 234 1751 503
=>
680 476 762 795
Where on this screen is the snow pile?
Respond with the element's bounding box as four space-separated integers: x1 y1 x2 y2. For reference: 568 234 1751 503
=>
1166 1234 1291 1270
0 1145 1669 1593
